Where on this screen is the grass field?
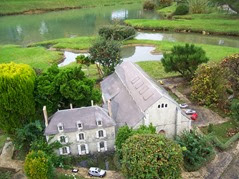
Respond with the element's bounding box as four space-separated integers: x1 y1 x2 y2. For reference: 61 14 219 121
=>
0 0 142 15
0 134 7 151
0 45 62 69
125 13 239 36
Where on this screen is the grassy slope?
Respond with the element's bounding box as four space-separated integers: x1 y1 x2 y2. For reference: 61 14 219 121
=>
0 134 7 151
157 2 177 16
125 13 239 35
0 0 142 15
0 45 62 69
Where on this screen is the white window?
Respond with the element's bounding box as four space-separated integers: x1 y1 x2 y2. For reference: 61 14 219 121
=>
59 146 70 155
57 123 64 132
77 121 83 129
58 135 68 144
97 120 102 126
99 130 104 138
78 144 89 155
97 141 107 152
76 132 85 141
96 130 106 139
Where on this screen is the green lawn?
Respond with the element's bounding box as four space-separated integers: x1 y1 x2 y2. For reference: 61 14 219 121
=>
157 2 177 16
201 120 239 143
0 0 142 15
0 45 62 69
0 134 7 151
125 13 239 36
29 36 96 51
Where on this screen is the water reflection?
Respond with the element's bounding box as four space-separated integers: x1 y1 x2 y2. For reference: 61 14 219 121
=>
39 21 48 35
111 10 128 20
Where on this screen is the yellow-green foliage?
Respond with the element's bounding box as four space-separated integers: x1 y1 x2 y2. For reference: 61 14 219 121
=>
24 150 54 179
0 62 36 134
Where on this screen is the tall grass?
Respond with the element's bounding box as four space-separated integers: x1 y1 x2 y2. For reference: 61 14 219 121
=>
187 0 209 14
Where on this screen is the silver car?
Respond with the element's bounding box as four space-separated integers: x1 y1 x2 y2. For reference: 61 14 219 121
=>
88 167 106 177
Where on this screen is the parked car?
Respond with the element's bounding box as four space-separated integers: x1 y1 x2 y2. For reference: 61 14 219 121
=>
179 103 188 108
185 109 196 115
88 167 106 177
72 168 79 173
191 113 198 121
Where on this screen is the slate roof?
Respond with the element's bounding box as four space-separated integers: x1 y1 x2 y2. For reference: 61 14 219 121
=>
101 61 180 127
44 106 116 135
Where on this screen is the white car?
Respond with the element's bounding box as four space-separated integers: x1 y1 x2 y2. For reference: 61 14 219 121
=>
185 109 196 115
88 167 106 177
179 103 188 108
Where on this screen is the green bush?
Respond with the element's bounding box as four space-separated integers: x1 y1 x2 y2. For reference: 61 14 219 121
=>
176 129 215 171
174 4 189 15
162 43 209 79
24 150 54 179
143 0 156 10
231 99 239 122
208 123 214 133
122 134 183 179
99 25 136 41
187 0 209 14
154 0 172 7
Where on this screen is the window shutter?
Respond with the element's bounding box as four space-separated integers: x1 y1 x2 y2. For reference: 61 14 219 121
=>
78 145 82 155
104 141 107 151
85 144 89 154
58 136 61 142
97 142 100 152
65 137 69 143
76 133 79 141
103 130 106 137
59 148 63 155
96 131 99 139
66 146 70 154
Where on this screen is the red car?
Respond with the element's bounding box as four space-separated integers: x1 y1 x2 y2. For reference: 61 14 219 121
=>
191 113 198 121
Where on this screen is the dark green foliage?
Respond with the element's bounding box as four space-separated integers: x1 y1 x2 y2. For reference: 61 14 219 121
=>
115 124 156 159
143 0 156 10
76 55 94 66
162 44 209 79
35 65 101 114
13 120 43 151
0 63 36 134
0 170 14 179
99 25 136 41
176 129 215 171
174 4 189 15
24 150 54 179
211 0 239 13
122 134 183 179
231 99 239 122
208 123 214 133
154 0 172 7
89 38 121 76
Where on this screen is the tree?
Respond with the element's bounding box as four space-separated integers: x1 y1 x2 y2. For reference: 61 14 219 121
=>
221 54 239 98
191 63 228 108
176 129 215 171
210 0 239 13
0 62 36 134
35 65 101 114
24 150 54 179
231 99 239 122
89 38 121 76
161 44 209 79
121 134 183 179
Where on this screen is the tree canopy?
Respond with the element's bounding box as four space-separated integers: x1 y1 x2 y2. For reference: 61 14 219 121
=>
35 65 101 114
0 62 36 134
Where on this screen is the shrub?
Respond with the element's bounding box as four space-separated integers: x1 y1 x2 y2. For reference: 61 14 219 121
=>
176 129 215 171
221 54 239 98
191 63 228 108
187 0 209 14
122 134 183 178
143 0 156 10
174 4 189 15
208 123 214 133
89 38 121 75
231 99 239 122
99 25 136 41
154 0 172 7
162 43 209 79
24 150 54 179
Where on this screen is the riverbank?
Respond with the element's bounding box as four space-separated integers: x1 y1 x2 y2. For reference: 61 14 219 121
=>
125 13 239 36
0 0 142 16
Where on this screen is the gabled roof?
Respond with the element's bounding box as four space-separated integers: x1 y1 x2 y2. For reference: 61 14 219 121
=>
44 106 116 135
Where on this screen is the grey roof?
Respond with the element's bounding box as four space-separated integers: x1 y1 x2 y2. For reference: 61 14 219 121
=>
44 106 116 135
101 61 180 127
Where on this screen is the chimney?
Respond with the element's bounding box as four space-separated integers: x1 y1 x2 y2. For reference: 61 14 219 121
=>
107 100 112 117
43 106 48 127
91 100 94 106
70 103 73 109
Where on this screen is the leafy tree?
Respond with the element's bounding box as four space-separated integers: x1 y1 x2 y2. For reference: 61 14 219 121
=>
210 0 239 13
176 129 215 171
231 99 239 122
162 44 209 79
89 38 121 76
35 65 101 114
122 134 183 179
13 120 43 152
191 63 227 108
221 54 239 98
24 150 54 179
0 62 36 134
115 124 156 159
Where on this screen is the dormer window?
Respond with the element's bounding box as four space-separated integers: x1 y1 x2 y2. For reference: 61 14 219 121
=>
77 121 83 130
57 123 64 132
97 120 102 126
